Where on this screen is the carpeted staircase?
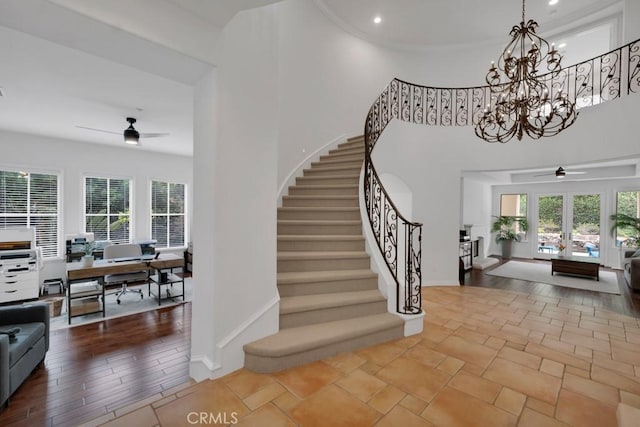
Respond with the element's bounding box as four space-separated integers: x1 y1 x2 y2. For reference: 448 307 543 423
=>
244 136 404 373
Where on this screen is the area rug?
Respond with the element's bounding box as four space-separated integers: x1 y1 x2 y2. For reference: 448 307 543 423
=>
486 261 620 295
49 277 193 330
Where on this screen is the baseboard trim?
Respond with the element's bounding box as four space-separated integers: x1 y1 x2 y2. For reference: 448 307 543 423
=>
218 294 280 349
189 355 220 382
422 281 461 287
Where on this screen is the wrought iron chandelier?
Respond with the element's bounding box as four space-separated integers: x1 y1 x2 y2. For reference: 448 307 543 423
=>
475 0 578 143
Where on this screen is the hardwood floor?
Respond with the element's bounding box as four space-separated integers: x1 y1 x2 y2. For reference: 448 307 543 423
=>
0 302 193 427
465 257 640 317
2 259 638 426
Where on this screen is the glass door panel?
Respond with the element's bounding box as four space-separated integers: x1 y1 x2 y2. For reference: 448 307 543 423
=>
537 195 565 258
570 194 600 259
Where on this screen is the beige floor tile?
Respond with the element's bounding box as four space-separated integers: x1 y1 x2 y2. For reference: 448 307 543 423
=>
525 397 556 417
435 335 497 369
419 322 453 344
375 405 435 427
498 346 541 370
611 340 640 366
485 336 506 350
335 369 387 402
504 341 526 351
520 319 563 337
243 382 286 410
501 323 531 338
437 356 464 375
361 362 384 375
273 361 343 398
573 345 593 360
528 330 544 343
562 372 619 406
525 342 591 371
542 336 576 354
272 391 300 413
224 369 275 399
518 408 569 427
367 385 405 414
394 336 422 349
288 384 381 427
234 403 296 427
564 365 590 379
403 344 447 368
483 358 561 404
399 394 428 415
636 366 640 377
376 356 450 402
448 371 501 403
494 387 526 415
155 383 249 427
100 407 158 427
593 350 635 376
421 386 516 427
620 390 640 409
563 324 594 338
539 358 564 378
356 342 407 366
453 327 489 344
322 352 366 374
556 388 617 427
591 365 640 395
151 395 177 409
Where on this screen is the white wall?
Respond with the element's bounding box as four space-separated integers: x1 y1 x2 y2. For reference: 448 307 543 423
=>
0 129 193 283
462 178 493 258
190 6 280 380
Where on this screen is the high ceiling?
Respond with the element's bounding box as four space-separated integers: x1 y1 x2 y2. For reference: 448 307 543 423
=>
0 0 630 164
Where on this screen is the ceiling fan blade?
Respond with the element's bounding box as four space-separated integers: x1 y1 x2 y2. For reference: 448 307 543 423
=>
76 125 121 135
139 132 170 138
565 171 586 174
533 172 553 177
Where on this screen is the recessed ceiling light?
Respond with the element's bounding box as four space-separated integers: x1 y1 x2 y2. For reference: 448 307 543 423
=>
548 0 558 5
373 16 382 24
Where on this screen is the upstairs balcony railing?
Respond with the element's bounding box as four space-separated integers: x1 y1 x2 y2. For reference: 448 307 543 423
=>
364 38 639 315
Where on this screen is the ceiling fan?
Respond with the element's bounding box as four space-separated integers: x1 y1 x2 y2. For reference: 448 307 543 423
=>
534 166 586 178
76 117 169 146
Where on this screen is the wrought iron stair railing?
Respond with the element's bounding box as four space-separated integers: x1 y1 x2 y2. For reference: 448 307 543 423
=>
364 38 639 315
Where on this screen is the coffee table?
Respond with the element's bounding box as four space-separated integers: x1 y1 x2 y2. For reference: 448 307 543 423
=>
551 255 600 281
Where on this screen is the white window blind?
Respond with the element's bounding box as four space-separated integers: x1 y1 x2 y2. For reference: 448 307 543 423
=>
85 177 131 244
0 170 60 258
151 181 185 248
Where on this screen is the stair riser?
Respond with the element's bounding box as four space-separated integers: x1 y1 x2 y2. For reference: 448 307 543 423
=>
277 223 362 235
303 167 362 177
339 139 364 149
280 301 388 329
277 257 370 272
319 153 364 162
295 176 359 186
311 160 363 169
282 197 358 207
277 277 378 297
329 147 364 156
288 186 358 196
277 209 360 221
277 238 365 252
244 325 403 373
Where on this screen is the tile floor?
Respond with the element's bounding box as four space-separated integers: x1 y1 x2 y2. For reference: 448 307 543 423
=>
81 286 640 426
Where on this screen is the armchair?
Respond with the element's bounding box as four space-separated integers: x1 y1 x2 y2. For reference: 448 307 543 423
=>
623 249 640 290
0 302 49 408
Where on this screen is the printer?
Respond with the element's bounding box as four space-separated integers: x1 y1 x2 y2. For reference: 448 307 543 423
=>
0 227 40 303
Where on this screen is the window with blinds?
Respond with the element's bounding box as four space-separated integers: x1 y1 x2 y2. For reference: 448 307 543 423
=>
85 177 131 244
151 181 186 248
0 170 60 257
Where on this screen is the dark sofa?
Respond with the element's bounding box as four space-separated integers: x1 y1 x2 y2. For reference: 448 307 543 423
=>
623 249 640 290
0 302 50 408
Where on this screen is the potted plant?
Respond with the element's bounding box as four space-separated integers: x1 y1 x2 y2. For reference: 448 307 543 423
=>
610 213 640 247
81 241 96 267
491 216 528 259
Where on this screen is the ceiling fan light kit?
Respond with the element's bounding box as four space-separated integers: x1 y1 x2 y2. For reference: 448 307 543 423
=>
123 117 140 145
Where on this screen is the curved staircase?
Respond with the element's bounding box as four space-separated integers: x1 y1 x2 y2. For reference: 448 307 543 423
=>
244 136 404 373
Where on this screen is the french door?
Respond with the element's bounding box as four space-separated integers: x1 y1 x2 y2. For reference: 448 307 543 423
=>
535 193 602 260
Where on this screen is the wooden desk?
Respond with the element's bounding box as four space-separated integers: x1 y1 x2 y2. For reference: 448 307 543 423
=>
66 254 185 323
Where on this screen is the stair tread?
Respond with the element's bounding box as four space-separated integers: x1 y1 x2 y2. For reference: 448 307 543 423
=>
243 313 403 357
278 269 376 284
278 220 361 225
283 195 358 199
278 235 364 241
278 251 368 260
305 165 362 172
291 184 358 189
297 175 360 179
278 207 359 211
280 290 385 314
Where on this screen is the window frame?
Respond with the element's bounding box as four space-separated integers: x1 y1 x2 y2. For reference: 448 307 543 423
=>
499 193 529 241
150 179 186 249
0 167 61 258
83 175 133 244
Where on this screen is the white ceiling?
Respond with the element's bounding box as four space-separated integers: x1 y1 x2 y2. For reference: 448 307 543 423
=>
0 0 631 168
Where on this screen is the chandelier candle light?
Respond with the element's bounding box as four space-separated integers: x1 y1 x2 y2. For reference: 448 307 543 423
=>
475 0 578 143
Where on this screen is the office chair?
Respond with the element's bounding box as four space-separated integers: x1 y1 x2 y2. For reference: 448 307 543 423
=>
103 243 147 304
